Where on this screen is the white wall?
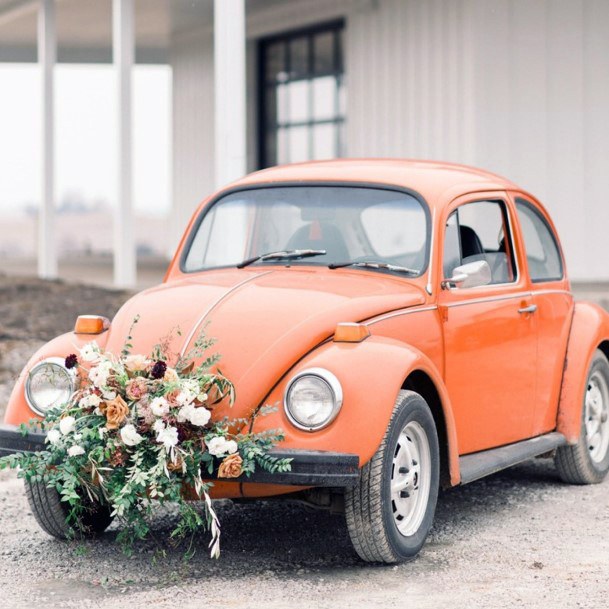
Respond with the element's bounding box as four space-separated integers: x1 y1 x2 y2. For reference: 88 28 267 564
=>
347 0 609 281
171 0 609 280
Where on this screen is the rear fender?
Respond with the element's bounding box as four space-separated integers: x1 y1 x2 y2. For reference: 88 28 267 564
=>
557 302 609 443
251 335 460 486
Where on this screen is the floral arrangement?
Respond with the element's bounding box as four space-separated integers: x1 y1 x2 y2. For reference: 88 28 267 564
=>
0 322 290 558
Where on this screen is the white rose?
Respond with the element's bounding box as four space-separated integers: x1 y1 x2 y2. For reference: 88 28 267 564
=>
80 393 101 409
152 419 165 434
67 445 85 457
176 403 193 423
207 436 231 457
181 379 200 394
102 390 117 400
150 396 169 417
120 424 144 447
188 406 211 427
176 391 195 407
59 416 76 435
89 360 113 388
79 341 100 362
225 439 238 454
124 354 150 373
46 429 61 445
156 425 179 449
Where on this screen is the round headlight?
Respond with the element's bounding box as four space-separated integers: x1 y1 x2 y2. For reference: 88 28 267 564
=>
284 368 343 431
25 358 75 416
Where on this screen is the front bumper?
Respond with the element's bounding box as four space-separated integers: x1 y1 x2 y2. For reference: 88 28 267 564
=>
0 424 360 488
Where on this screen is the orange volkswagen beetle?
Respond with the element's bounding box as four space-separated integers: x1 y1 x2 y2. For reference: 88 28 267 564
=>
2 159 609 563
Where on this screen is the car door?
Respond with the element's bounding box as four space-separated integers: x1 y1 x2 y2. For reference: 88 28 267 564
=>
511 193 574 436
438 193 537 455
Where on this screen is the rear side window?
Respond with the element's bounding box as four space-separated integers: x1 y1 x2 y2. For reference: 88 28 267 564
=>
515 199 563 282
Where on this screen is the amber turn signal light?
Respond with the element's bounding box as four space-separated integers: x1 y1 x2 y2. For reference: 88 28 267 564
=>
333 322 370 343
74 315 110 335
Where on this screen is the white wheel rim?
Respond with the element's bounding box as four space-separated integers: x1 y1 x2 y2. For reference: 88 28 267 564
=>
585 371 609 464
390 420 431 537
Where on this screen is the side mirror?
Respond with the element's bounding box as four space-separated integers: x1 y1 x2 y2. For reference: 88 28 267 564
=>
442 260 492 290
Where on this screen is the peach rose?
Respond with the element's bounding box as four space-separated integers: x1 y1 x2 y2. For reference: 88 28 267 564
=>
125 377 148 401
165 388 181 407
217 453 243 479
103 395 130 430
163 367 180 383
124 354 150 375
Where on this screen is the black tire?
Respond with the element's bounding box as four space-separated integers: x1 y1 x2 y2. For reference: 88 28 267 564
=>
345 390 440 563
555 350 609 484
25 480 113 539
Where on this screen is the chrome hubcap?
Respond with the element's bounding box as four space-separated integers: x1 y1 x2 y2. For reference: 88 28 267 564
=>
390 421 431 537
585 371 609 463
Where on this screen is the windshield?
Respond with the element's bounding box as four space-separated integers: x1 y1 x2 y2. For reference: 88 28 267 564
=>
182 186 429 274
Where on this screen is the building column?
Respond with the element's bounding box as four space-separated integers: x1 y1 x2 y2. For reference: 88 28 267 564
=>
38 0 57 279
214 0 246 188
112 0 136 287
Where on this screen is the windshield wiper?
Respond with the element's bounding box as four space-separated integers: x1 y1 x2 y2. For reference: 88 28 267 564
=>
237 249 327 269
328 260 419 275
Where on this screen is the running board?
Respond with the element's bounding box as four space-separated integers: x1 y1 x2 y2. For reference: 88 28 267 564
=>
459 432 567 485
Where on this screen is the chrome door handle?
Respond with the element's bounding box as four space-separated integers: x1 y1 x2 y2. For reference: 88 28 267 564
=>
518 304 537 314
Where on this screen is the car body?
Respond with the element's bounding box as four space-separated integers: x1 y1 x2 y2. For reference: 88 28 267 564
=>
3 159 609 563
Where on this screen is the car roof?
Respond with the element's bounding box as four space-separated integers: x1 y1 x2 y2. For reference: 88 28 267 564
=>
231 159 522 210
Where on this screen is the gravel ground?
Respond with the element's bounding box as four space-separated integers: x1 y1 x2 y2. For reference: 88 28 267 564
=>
1 275 608 609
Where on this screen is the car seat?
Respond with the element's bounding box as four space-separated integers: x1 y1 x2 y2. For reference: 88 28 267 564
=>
286 221 350 262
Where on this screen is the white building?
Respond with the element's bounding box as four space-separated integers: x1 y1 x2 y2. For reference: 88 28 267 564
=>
1 0 608 285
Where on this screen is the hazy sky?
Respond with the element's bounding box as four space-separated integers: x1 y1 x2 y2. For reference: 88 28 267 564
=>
0 63 171 216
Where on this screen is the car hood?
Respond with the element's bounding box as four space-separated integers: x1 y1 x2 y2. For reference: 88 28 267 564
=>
104 268 426 420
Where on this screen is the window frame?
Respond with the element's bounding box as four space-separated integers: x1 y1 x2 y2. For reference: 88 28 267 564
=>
515 197 564 284
441 198 520 289
257 19 346 169
179 181 432 276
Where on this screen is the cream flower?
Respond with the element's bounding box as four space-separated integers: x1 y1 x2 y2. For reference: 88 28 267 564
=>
120 424 144 447
188 406 211 427
150 396 169 417
207 436 238 457
59 416 76 435
79 341 100 363
80 393 102 409
67 445 85 457
124 354 150 374
156 425 179 449
46 429 61 445
163 367 179 383
89 360 113 388
152 419 165 434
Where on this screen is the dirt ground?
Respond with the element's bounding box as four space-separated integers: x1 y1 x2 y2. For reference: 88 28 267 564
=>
1 274 608 609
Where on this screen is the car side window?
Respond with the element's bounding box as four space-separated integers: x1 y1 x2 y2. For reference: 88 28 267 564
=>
443 200 517 286
515 198 563 282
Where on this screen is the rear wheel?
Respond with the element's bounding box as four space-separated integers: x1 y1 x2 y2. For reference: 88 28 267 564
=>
25 480 113 539
555 350 609 484
345 390 440 563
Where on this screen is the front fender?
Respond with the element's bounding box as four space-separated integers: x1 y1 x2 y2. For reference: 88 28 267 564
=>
557 302 609 443
3 331 110 426
251 335 460 486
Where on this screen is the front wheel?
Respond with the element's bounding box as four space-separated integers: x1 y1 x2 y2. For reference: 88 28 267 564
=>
345 390 440 563
25 480 113 539
555 350 609 484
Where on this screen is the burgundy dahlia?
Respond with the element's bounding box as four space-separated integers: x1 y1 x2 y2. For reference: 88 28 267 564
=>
65 353 78 369
150 360 167 380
